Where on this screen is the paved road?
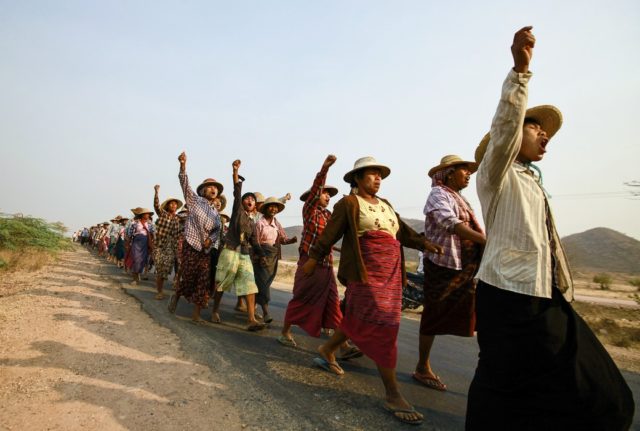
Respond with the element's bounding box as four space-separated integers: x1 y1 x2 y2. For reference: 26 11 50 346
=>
575 294 640 309
101 262 639 430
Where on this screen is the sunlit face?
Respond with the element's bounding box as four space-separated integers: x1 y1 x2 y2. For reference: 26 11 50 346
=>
264 204 279 218
167 201 178 213
318 191 332 208
355 168 382 195
213 198 222 211
141 213 151 222
201 185 219 201
242 196 256 212
446 165 472 191
518 121 549 163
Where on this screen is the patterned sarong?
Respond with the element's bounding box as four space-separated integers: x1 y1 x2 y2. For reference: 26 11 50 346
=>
128 235 149 274
154 245 177 279
420 238 481 337
341 230 402 369
175 242 211 308
284 254 342 337
215 248 258 296
254 244 279 306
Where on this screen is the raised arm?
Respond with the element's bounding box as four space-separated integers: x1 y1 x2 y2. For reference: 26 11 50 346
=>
153 184 165 217
477 27 534 189
303 154 336 218
178 152 198 207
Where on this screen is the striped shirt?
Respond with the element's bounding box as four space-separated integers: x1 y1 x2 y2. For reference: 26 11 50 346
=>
475 69 573 300
179 170 221 253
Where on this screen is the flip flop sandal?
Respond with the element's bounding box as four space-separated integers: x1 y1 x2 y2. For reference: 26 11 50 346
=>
412 372 447 391
167 295 178 314
211 314 222 324
190 319 206 326
312 357 344 376
382 403 423 425
277 335 297 347
337 346 363 360
247 323 266 332
263 314 273 324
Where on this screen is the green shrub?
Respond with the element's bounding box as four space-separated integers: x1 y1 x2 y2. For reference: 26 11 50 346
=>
593 273 612 290
629 278 640 290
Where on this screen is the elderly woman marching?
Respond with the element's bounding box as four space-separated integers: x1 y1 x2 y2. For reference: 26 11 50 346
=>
303 157 443 426
212 160 267 331
126 208 155 285
254 197 297 324
152 184 183 300
279 154 344 347
412 155 486 392
169 152 222 324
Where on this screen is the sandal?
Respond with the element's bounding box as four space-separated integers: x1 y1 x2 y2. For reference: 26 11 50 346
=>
383 403 423 425
190 319 206 326
155 293 165 300
312 357 344 376
277 335 297 347
412 372 447 391
211 312 222 324
167 295 178 314
247 323 266 332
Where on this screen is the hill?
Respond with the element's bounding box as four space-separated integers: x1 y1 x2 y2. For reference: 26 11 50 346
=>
562 227 640 274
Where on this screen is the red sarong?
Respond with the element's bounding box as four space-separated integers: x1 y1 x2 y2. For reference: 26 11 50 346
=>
341 230 402 369
284 255 342 337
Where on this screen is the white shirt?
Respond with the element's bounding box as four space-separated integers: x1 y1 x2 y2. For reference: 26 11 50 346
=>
475 69 573 300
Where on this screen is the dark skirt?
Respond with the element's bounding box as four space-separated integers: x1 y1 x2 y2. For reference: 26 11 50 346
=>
466 281 635 430
254 244 279 306
175 242 211 308
341 230 402 369
284 254 342 337
419 241 480 337
114 238 126 260
128 235 149 274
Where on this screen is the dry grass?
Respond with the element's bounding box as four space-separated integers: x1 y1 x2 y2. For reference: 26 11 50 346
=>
0 248 58 272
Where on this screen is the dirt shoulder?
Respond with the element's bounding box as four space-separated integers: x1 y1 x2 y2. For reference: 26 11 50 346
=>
0 247 242 431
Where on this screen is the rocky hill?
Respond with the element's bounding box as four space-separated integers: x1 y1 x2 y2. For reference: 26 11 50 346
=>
562 227 640 274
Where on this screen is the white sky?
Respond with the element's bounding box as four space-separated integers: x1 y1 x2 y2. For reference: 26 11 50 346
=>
1 1 639 239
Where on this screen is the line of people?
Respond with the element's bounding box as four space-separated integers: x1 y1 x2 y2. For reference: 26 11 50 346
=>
73 27 634 429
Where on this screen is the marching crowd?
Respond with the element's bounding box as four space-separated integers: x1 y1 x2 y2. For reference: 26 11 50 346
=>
72 28 634 429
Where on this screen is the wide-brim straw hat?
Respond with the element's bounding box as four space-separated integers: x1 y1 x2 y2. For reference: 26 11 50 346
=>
428 155 478 178
259 197 285 215
196 178 224 197
218 194 227 211
300 185 339 202
475 105 563 164
160 198 184 212
253 192 265 204
135 208 154 217
130 207 144 215
343 156 391 184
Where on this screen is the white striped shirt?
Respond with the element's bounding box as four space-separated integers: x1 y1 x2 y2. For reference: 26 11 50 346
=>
475 69 573 300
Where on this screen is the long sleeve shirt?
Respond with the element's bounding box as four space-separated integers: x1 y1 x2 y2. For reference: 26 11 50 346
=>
153 193 181 250
299 165 333 265
179 169 221 253
255 216 288 246
475 69 573 300
224 179 265 257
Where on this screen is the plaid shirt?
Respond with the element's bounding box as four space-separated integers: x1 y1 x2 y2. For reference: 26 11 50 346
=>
153 194 181 250
179 170 221 253
299 165 333 266
424 185 475 270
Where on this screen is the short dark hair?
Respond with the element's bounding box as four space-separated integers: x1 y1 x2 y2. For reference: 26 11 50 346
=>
524 117 541 127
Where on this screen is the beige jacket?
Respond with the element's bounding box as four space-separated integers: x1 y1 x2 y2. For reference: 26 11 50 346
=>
475 69 573 300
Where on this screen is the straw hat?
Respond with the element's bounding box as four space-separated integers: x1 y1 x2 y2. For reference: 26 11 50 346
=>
196 178 224 197
253 192 265 204
343 156 391 184
130 207 144 215
217 194 227 211
259 197 285 215
428 155 478 178
219 212 230 223
135 208 154 217
475 105 563 164
300 185 339 202
160 198 184 212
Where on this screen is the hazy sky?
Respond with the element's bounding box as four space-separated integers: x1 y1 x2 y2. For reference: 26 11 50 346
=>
1 1 639 239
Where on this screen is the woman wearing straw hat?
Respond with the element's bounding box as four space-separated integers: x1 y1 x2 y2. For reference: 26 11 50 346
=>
412 155 485 392
170 152 222 324
466 27 633 430
253 196 297 324
304 156 443 426
114 216 128 268
279 154 348 350
152 184 183 300
212 159 267 331
126 208 155 285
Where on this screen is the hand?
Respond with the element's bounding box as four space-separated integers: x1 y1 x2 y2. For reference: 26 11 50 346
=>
424 240 444 255
259 256 267 267
302 258 317 276
154 184 160 192
511 26 535 73
323 154 337 169
178 152 187 165
290 236 297 244
232 159 241 171
284 193 291 202
204 238 212 249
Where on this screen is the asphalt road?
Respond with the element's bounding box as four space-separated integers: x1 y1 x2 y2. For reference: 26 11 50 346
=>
102 262 639 430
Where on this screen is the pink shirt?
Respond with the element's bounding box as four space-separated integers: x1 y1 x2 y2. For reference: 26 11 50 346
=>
255 216 287 246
